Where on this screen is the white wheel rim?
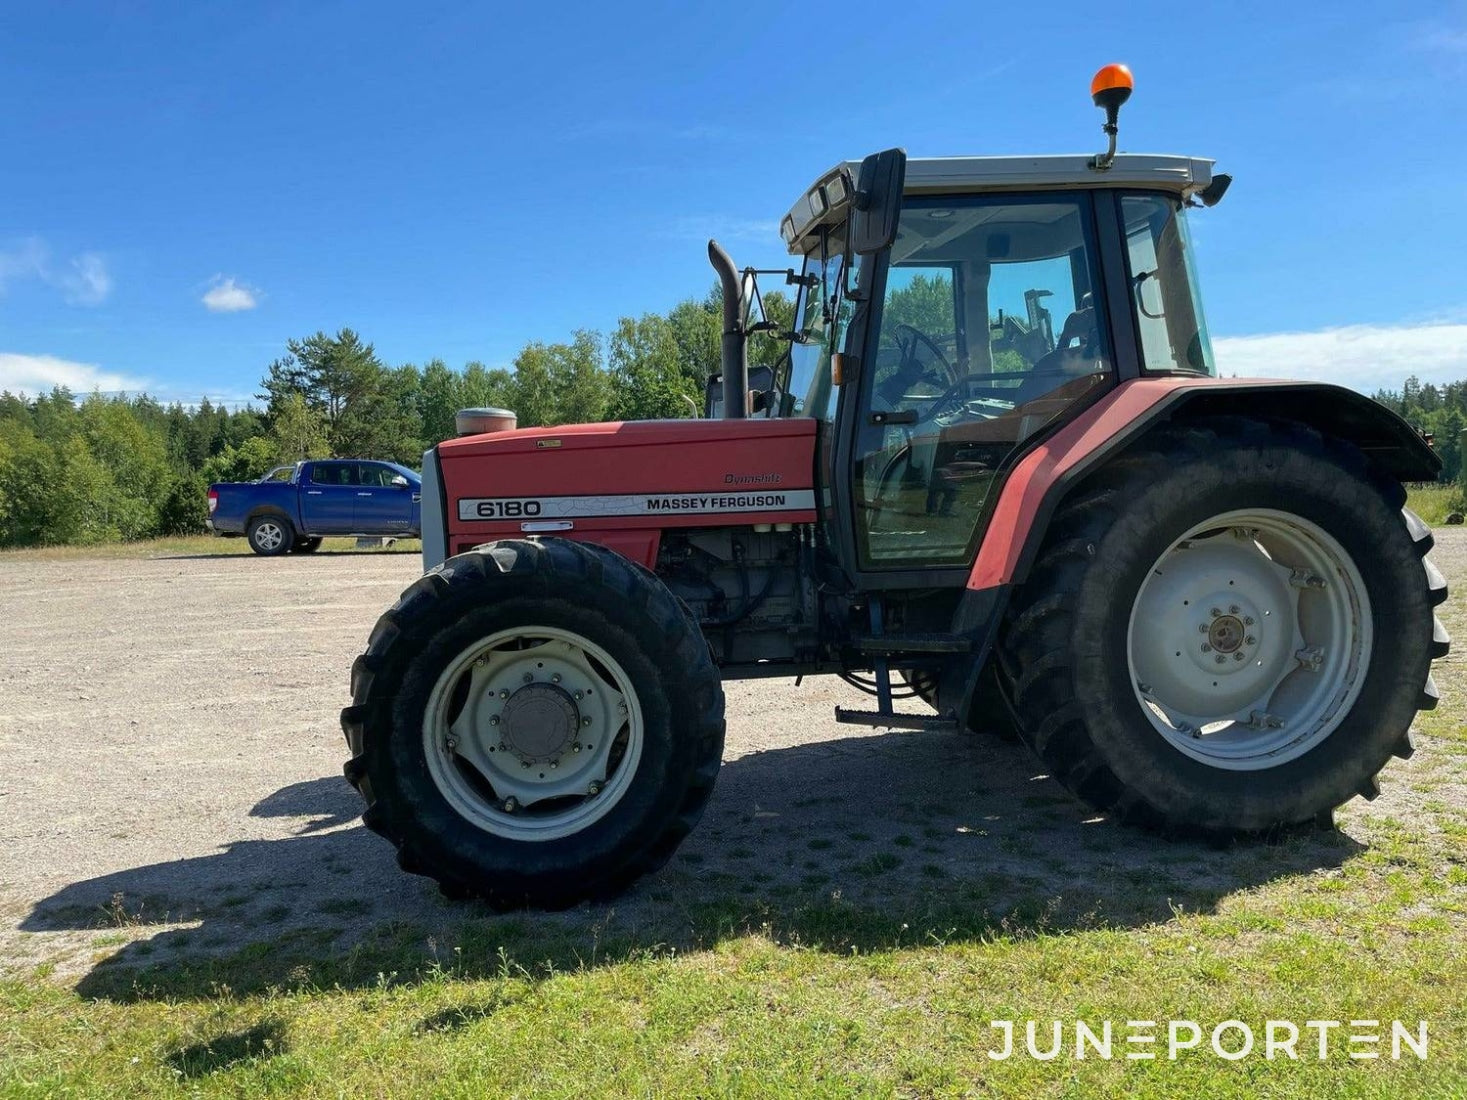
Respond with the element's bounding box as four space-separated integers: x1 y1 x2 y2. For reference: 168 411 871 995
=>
1126 509 1372 771
423 625 644 841
254 521 284 551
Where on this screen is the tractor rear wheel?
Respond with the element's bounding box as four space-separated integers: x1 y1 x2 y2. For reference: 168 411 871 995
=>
998 420 1448 834
341 538 725 908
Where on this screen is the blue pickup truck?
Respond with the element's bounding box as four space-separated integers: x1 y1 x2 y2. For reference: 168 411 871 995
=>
208 459 422 556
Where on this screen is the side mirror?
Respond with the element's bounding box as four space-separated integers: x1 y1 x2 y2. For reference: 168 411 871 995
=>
739 269 759 330
705 365 776 419
391 474 410 489
850 148 907 255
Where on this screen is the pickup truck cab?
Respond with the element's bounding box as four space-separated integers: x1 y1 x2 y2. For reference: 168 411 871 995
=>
208 459 422 556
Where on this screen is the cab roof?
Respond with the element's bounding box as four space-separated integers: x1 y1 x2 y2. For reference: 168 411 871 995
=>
783 153 1214 254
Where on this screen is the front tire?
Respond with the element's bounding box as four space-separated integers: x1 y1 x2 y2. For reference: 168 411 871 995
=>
341 538 725 908
998 420 1448 834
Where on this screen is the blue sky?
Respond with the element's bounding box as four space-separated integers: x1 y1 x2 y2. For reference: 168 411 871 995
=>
1 1 1464 404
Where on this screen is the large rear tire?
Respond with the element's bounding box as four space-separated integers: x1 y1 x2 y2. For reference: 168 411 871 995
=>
997 420 1448 834
341 538 725 908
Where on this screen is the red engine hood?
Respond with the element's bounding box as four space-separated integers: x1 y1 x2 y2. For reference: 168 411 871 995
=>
438 417 819 563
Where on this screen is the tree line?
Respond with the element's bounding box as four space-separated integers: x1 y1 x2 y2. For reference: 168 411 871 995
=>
0 288 791 547
1 281 1462 547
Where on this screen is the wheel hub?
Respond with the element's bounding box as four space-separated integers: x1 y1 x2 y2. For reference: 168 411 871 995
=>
1127 510 1371 770
1207 613 1245 654
424 628 642 841
500 683 579 762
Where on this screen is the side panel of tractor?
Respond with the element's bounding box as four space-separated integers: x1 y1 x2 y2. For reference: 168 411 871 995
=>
436 417 818 567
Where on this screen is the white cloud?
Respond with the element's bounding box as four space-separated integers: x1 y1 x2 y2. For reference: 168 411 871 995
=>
0 352 146 397
201 275 260 313
0 238 47 292
59 253 112 306
0 239 111 305
1215 320 1467 394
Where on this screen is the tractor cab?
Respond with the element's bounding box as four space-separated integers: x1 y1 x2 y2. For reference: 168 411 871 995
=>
719 66 1230 586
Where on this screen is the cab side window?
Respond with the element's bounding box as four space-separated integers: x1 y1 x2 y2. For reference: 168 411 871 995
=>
853 194 1113 570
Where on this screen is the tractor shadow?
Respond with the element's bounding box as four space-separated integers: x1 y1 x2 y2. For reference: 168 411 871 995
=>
23 727 1362 1003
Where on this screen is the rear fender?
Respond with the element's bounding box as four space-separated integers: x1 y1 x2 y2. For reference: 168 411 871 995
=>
967 377 1438 592
949 376 1438 724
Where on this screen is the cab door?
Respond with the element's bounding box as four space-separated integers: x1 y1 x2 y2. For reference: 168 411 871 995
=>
839 191 1117 582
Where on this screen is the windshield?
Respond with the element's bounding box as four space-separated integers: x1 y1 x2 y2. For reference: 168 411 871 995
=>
785 225 852 421
1121 193 1215 375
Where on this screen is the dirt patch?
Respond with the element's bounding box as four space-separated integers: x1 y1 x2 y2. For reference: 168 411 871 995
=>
1 532 1461 983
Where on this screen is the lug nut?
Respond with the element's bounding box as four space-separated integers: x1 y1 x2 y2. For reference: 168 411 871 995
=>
588 782 601 796
446 737 457 751
503 797 517 813
574 691 583 701
1233 653 1245 662
1243 616 1254 626
522 672 534 684
551 673 561 683
521 761 530 770
549 760 558 769
1229 605 1240 615
1245 635 1256 646
489 715 500 726
582 716 592 727
1211 608 1222 617
1215 654 1226 664
572 743 581 753
499 689 509 699
1201 643 1212 653
1198 624 1209 633
475 657 487 667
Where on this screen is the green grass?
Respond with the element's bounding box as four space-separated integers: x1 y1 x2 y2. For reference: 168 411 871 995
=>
1405 484 1466 526
0 535 422 561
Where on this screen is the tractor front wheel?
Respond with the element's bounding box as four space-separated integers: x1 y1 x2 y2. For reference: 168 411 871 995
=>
998 420 1448 834
341 538 725 908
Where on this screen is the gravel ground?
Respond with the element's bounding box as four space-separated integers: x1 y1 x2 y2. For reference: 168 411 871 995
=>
1 532 1462 980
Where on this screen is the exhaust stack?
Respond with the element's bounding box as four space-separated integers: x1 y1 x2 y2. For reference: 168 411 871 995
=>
708 239 747 419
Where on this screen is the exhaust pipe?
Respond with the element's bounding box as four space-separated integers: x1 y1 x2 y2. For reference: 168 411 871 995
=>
708 239 747 419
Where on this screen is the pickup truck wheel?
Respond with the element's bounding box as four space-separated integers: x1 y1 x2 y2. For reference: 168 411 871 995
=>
292 537 323 554
341 538 726 909
247 515 293 556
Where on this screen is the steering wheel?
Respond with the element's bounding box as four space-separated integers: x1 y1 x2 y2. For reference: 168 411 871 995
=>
891 323 952 378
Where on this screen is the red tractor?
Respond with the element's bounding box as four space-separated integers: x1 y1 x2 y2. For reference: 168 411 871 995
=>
342 67 1449 908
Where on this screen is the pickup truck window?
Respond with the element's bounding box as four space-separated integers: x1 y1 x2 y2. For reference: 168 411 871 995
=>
358 464 400 488
309 462 358 486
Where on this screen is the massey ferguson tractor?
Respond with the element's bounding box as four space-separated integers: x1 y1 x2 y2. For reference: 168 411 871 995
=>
342 66 1450 908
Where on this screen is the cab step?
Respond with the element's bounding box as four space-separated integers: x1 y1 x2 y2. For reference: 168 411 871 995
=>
851 633 972 656
834 706 960 732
